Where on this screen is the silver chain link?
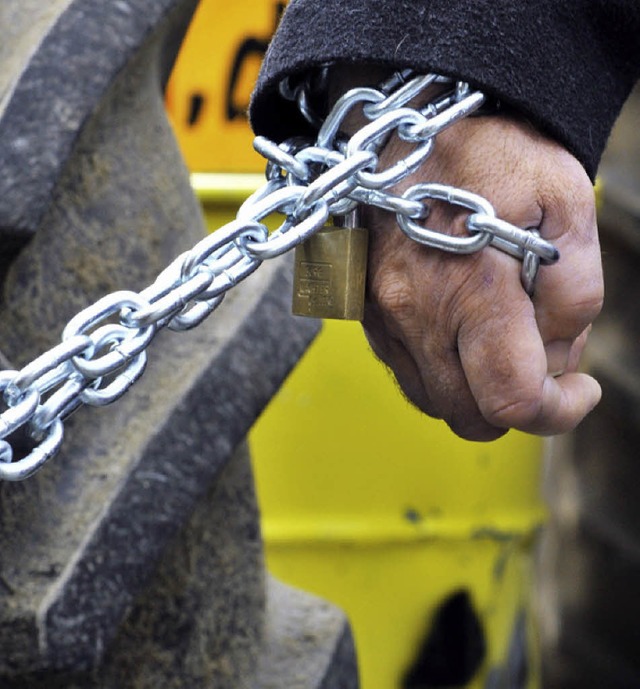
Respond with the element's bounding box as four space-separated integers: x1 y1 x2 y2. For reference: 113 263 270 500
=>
0 70 558 481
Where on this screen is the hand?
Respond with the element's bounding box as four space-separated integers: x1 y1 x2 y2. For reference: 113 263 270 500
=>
361 114 603 441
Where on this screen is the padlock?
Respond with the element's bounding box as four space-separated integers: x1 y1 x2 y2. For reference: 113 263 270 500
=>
292 209 368 320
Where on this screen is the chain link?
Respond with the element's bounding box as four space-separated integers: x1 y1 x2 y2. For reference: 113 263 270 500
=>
0 70 559 481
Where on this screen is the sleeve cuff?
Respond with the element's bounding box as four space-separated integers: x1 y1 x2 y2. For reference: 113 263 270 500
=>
250 0 640 180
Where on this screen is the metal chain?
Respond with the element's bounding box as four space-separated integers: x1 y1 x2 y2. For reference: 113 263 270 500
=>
0 70 559 481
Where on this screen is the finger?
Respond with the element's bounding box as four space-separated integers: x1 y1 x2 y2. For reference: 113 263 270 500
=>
533 168 604 342
516 372 601 436
363 266 507 440
480 149 602 345
565 326 591 374
364 311 507 441
458 290 544 429
543 324 592 377
455 255 599 435
460 291 601 435
545 339 573 377
411 338 507 441
485 174 601 386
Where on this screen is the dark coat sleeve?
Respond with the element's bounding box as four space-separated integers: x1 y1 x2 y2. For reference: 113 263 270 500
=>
249 0 640 180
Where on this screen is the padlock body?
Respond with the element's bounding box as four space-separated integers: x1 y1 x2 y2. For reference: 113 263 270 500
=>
292 225 368 320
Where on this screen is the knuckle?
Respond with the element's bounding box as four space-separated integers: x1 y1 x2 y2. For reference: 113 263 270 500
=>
547 150 594 209
580 289 604 323
541 276 604 337
372 272 416 324
481 390 543 430
567 288 604 332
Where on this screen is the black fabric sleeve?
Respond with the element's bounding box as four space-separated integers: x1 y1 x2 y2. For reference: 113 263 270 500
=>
249 0 640 180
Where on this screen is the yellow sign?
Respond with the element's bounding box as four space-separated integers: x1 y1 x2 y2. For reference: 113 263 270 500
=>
166 0 285 172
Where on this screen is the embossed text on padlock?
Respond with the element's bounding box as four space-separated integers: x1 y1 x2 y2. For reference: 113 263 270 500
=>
292 210 368 320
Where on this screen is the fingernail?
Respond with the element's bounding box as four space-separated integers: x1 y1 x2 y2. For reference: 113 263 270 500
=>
546 339 572 378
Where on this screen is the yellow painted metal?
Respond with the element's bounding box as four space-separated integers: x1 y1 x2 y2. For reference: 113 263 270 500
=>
190 172 266 203
194 179 545 689
250 318 544 689
170 3 546 686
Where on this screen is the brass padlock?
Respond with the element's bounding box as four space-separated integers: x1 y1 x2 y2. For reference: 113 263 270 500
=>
292 209 368 320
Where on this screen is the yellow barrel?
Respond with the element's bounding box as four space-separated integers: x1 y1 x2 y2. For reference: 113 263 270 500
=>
167 3 546 687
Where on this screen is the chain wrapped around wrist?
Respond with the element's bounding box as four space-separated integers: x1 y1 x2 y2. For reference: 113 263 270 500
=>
275 66 557 288
0 69 558 481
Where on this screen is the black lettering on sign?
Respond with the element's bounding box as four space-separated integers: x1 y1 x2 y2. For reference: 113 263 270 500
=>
187 93 205 126
225 2 286 121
